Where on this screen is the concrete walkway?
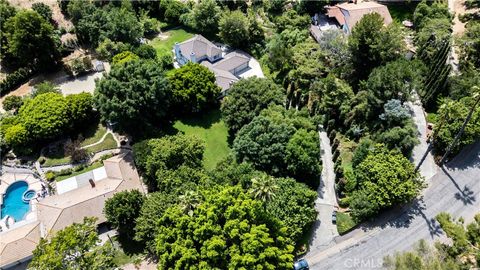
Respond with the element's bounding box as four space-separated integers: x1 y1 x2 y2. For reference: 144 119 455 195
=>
308 128 338 252
407 97 437 180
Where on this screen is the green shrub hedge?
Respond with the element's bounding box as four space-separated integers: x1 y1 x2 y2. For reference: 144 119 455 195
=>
0 67 35 97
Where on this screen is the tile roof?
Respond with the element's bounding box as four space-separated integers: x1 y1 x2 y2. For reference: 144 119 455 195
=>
327 2 392 31
0 221 41 267
0 153 145 268
178 34 222 59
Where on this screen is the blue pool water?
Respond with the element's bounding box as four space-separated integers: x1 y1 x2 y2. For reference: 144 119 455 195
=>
1 181 31 222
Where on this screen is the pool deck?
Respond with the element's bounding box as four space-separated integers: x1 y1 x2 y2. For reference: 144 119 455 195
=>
0 173 43 222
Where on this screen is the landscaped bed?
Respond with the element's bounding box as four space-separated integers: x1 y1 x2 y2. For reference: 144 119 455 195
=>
80 123 107 147
54 161 104 181
39 122 116 167
173 109 230 170
336 212 357 235
149 28 195 58
85 133 117 154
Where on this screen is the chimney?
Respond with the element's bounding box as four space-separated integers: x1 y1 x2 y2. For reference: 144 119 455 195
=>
190 52 196 63
89 179 95 188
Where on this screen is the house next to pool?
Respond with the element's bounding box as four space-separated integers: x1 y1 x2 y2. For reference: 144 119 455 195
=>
0 153 145 269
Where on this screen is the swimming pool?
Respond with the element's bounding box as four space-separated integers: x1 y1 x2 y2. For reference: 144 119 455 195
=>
1 181 31 222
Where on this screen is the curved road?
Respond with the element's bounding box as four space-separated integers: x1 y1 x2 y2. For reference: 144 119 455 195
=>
305 141 480 269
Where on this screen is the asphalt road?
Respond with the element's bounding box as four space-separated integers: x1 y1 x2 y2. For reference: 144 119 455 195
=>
305 141 480 270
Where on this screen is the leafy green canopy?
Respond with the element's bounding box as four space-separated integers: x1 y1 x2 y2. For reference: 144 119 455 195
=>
221 77 285 134
1 92 93 152
433 96 480 156
348 13 404 84
3 10 60 67
29 217 115 270
155 186 294 269
168 62 220 115
132 134 205 191
104 190 145 238
233 106 320 187
94 59 171 135
350 146 424 221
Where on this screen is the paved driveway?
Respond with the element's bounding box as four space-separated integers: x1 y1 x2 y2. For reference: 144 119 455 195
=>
305 141 480 269
308 130 339 251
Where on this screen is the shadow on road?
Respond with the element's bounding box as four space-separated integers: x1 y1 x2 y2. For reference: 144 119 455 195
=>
444 141 480 170
356 197 443 239
441 166 476 205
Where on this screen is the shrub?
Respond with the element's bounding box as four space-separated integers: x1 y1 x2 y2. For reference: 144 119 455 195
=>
57 168 72 176
38 157 46 165
45 171 56 181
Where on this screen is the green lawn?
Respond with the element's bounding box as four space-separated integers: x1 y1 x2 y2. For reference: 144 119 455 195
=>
41 143 71 167
336 212 358 235
85 133 117 154
56 161 104 181
173 109 230 170
150 28 195 58
80 123 107 147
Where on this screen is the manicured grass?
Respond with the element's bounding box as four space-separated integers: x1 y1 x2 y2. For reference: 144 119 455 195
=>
41 143 70 167
173 109 230 170
56 161 104 181
387 3 418 22
336 212 357 235
80 123 107 147
149 28 195 58
85 133 117 154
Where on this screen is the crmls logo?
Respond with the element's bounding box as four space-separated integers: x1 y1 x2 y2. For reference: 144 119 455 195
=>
343 258 383 269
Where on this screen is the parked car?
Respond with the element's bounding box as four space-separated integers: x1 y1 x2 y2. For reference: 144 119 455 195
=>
332 210 337 224
293 259 309 270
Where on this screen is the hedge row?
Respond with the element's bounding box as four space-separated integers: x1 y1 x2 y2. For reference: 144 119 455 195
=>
0 67 35 97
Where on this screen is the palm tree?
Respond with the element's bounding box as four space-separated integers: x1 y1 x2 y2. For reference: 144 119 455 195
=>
249 174 279 204
179 190 202 216
440 86 480 164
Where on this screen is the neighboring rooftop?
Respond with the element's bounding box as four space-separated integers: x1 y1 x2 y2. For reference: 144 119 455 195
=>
178 34 222 60
326 1 392 33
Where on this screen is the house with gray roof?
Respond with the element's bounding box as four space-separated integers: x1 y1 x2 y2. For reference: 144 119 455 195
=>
174 35 251 93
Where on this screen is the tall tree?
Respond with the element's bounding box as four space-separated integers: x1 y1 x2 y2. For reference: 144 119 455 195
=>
168 62 220 115
94 59 171 134
155 186 294 269
3 10 60 67
218 10 249 48
249 174 279 203
29 217 115 270
189 0 221 36
349 13 404 84
221 77 285 134
104 190 145 238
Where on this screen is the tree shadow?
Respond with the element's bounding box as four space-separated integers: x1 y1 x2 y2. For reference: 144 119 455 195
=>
443 141 480 170
176 108 222 129
441 166 476 205
357 197 442 238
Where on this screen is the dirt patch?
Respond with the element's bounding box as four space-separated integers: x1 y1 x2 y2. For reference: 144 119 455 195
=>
8 0 73 30
0 81 33 112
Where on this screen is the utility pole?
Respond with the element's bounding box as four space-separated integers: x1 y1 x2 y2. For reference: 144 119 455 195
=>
439 87 480 165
